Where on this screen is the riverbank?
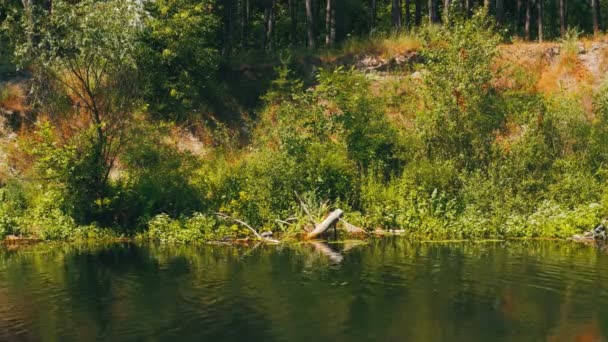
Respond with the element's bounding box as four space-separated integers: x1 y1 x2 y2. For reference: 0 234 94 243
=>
3 16 608 243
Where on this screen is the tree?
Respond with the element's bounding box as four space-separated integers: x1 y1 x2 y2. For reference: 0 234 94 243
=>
525 0 531 40
242 0 250 46
305 0 315 49
559 0 566 37
592 0 600 34
418 11 502 167
369 0 376 30
415 0 422 25
16 0 143 223
263 0 275 51
405 0 411 29
139 0 220 119
495 0 504 24
392 0 402 29
222 0 237 55
325 0 335 45
287 0 296 44
537 0 543 42
429 0 438 23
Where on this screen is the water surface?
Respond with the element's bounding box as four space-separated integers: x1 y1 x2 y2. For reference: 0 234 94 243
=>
1 240 608 341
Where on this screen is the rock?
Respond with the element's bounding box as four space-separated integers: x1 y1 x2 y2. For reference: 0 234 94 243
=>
572 223 608 243
354 52 420 72
260 231 273 238
578 44 586 54
543 46 560 60
594 224 606 240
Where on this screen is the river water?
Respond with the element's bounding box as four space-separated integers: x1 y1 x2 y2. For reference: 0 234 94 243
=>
1 239 607 341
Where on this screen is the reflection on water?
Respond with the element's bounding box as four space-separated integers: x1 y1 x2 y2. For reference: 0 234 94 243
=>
1 240 608 341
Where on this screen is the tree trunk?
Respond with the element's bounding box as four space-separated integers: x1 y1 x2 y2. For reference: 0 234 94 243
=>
443 0 450 21
326 0 331 44
429 0 438 23
222 0 236 55
559 0 566 37
496 0 504 24
242 0 250 47
265 0 274 52
415 0 422 25
405 0 411 29
289 0 297 45
392 0 402 29
517 0 522 13
517 0 523 30
325 0 335 45
370 0 376 31
465 0 471 16
525 0 531 40
592 0 600 34
537 0 543 42
330 0 336 44
306 0 316 49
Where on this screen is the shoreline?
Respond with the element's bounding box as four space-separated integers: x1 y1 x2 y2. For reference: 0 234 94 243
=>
2 233 603 249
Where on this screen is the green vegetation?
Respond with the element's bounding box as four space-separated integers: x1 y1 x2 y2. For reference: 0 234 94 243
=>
1 0 608 243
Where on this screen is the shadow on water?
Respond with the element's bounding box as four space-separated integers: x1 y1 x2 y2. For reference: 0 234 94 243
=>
1 239 608 341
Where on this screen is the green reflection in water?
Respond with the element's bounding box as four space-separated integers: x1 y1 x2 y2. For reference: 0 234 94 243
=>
1 240 608 341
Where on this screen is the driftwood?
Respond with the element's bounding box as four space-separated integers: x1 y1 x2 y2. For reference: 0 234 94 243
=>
306 209 343 239
216 213 280 244
339 218 367 234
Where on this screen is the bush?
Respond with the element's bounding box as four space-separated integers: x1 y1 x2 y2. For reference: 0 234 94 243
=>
141 213 234 244
118 120 205 227
417 11 503 168
0 180 26 237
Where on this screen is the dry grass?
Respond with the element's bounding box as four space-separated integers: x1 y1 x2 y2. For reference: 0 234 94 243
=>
321 32 422 63
495 38 607 95
0 82 28 113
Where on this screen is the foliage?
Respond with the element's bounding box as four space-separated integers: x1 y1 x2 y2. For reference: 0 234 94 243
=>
417 11 503 168
118 119 204 227
0 180 25 237
4 9 608 243
139 0 220 119
141 213 220 244
11 0 143 226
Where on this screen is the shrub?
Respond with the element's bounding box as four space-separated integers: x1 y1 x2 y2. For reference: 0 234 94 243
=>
142 213 233 244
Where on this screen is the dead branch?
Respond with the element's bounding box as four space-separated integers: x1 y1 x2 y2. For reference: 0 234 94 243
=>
340 218 368 234
216 213 280 244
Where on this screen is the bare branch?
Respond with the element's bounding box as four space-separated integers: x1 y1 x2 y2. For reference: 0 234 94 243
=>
216 213 280 243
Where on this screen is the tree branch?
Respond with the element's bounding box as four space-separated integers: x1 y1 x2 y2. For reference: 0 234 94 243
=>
216 213 280 243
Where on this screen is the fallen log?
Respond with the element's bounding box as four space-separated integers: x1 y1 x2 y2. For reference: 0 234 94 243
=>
306 209 343 239
339 218 367 234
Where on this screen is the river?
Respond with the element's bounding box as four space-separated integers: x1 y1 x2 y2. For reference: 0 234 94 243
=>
1 239 607 341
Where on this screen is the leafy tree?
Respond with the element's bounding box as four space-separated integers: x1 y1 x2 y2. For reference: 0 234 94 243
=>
417 11 502 169
15 0 143 224
139 0 220 120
